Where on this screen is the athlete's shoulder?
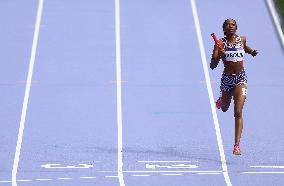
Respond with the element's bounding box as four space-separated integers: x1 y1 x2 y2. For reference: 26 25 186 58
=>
239 36 246 46
240 35 246 42
220 37 226 41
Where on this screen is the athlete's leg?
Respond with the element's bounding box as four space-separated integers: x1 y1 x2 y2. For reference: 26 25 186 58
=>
219 73 233 112
233 84 247 144
220 90 232 112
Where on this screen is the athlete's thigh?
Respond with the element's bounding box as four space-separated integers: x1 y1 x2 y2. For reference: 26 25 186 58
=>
221 90 233 111
233 85 247 113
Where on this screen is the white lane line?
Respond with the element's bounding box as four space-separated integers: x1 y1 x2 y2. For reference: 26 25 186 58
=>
56 178 73 180
145 163 198 169
189 1 232 186
12 1 44 186
138 161 197 163
123 170 222 173
1 170 284 183
0 181 12 183
250 165 284 169
242 171 284 174
109 80 128 84
35 179 53 181
161 174 183 176
266 0 284 48
131 175 151 177
17 180 33 182
114 0 125 185
41 163 94 169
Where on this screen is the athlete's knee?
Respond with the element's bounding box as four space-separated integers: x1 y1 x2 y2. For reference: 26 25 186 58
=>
234 110 242 118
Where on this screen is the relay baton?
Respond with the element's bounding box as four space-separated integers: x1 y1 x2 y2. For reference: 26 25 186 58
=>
211 33 223 49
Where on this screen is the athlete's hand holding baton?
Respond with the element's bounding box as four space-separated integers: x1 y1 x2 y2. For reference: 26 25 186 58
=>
211 33 223 49
211 33 226 56
210 33 225 69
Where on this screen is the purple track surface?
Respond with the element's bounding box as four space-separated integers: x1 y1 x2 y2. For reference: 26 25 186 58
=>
0 0 283 185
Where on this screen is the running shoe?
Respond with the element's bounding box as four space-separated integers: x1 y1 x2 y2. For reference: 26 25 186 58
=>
233 144 241 155
216 98 221 109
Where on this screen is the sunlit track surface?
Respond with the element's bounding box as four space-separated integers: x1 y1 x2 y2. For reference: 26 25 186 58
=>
0 0 283 185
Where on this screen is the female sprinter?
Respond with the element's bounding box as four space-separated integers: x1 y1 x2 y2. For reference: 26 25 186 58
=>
210 18 258 155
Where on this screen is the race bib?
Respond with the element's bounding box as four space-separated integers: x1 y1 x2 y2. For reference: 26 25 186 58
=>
224 50 245 62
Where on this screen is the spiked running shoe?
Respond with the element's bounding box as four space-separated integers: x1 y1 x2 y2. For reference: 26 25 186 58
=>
233 144 241 155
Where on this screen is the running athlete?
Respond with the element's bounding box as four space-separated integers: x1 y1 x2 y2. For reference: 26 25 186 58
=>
210 18 258 155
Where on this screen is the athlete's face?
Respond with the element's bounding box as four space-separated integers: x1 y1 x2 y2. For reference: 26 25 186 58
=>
223 19 237 35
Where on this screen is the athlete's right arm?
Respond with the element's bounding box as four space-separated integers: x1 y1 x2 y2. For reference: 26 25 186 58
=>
210 41 225 70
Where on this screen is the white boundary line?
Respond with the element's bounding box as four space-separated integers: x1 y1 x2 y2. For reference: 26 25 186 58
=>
12 0 44 186
138 160 196 163
123 170 221 173
189 0 232 186
2 171 284 183
251 165 284 169
266 0 284 48
161 174 183 176
131 175 151 177
114 0 125 185
242 171 284 174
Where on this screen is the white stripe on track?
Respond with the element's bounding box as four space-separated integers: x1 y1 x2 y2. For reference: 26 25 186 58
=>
250 165 284 169
266 0 284 48
114 0 125 185
131 175 151 177
189 0 232 186
138 160 196 163
242 171 284 174
12 1 44 186
160 174 183 176
123 170 221 173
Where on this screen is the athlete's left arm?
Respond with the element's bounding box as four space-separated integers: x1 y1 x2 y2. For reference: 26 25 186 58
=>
241 36 258 57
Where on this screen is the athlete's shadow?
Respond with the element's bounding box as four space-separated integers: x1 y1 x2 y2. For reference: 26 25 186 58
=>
86 146 233 165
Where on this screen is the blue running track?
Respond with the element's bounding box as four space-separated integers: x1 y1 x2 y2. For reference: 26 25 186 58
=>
0 0 283 185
